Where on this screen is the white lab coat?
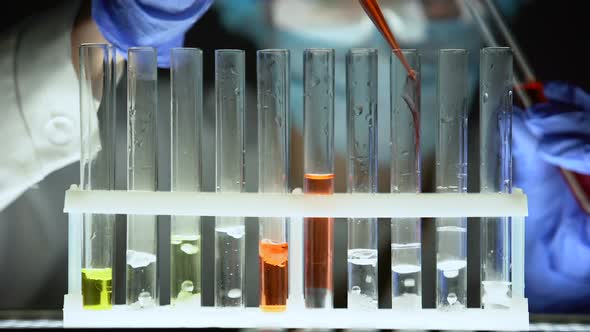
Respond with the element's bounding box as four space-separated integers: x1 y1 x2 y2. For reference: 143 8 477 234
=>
0 1 81 308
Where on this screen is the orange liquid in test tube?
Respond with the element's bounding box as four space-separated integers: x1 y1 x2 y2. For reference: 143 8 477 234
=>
259 240 289 311
303 173 334 299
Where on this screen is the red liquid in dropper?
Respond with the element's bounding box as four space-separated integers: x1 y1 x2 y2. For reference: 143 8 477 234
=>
359 0 417 80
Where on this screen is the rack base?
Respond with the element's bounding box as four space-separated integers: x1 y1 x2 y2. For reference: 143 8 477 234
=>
63 294 529 330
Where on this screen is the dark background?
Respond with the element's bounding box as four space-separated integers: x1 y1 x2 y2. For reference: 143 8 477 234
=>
0 0 588 312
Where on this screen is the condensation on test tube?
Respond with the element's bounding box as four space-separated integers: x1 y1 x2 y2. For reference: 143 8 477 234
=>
126 47 158 309
390 49 422 309
480 47 513 309
170 48 203 307
79 43 116 310
346 48 379 310
435 49 469 310
257 49 290 312
215 49 246 307
303 48 335 309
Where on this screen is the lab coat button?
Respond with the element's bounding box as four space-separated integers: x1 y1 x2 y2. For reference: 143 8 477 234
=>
45 116 74 145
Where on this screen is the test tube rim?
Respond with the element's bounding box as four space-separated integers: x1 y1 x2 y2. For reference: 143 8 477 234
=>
170 47 203 54
304 48 335 54
391 48 419 55
257 48 289 54
79 42 113 50
128 46 157 53
439 48 469 55
215 49 245 54
347 48 378 55
481 46 512 54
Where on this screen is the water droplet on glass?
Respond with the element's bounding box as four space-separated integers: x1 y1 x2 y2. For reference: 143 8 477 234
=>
181 280 194 292
180 243 199 255
354 106 363 116
443 269 459 278
227 288 242 298
138 292 153 307
447 293 458 305
483 93 489 103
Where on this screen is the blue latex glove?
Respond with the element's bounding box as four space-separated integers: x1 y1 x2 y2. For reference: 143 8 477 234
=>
513 81 590 313
92 0 213 67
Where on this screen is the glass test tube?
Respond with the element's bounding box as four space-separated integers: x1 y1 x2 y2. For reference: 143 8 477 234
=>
170 48 203 306
215 49 246 307
480 47 513 309
346 49 379 310
79 43 116 310
126 47 158 308
303 48 335 308
435 49 469 309
390 49 422 309
257 49 290 312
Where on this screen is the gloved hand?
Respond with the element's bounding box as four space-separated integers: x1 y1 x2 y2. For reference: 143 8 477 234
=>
92 0 213 67
513 81 590 313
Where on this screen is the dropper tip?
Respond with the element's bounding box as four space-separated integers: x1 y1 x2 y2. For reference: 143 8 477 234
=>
408 69 417 81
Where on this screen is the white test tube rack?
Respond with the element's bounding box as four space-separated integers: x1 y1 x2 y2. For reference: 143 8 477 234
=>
63 186 528 330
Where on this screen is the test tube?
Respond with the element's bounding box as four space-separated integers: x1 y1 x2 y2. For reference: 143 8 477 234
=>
435 49 469 309
257 49 290 312
170 48 203 306
390 49 422 309
480 47 513 309
303 48 335 309
215 49 246 307
346 48 379 310
79 43 116 310
126 47 158 309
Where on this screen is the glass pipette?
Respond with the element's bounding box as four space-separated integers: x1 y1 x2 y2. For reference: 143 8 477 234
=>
358 0 417 80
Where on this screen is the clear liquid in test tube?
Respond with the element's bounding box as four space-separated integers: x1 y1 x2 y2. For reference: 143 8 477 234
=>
346 48 379 310
480 47 513 309
170 48 203 306
215 49 246 307
390 49 422 309
126 47 158 308
435 49 469 310
79 43 116 310
303 48 335 308
257 49 290 312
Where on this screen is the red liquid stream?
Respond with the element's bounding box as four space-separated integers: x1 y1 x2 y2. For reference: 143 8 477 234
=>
303 174 334 293
403 75 421 163
360 0 420 158
259 240 288 311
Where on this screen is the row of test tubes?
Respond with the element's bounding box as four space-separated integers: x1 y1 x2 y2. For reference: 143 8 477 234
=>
79 44 514 312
